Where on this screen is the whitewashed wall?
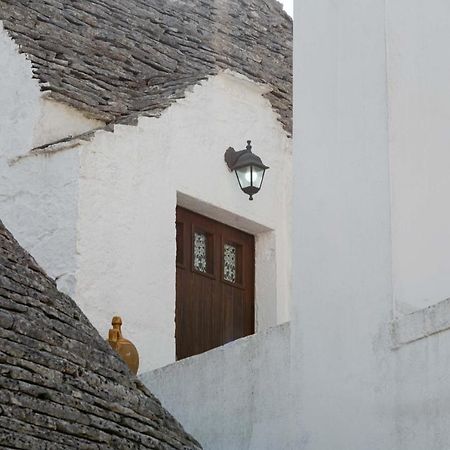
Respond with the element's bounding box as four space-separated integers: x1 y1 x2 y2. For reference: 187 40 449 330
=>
76 72 292 372
140 323 291 450
293 2 395 448
387 0 450 314
0 24 39 160
292 1 450 449
0 24 102 297
0 36 292 375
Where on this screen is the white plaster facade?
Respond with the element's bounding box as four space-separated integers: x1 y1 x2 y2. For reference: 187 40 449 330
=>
0 24 103 297
387 0 450 314
76 73 292 372
0 24 292 373
291 1 450 449
138 2 450 449
141 323 291 450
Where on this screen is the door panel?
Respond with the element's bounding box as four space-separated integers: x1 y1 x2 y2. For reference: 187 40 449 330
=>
176 206 255 360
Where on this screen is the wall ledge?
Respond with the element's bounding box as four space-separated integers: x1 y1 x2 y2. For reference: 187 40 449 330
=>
140 322 291 375
391 297 450 348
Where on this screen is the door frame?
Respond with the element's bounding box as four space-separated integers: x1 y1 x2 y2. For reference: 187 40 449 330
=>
176 192 279 335
175 206 255 359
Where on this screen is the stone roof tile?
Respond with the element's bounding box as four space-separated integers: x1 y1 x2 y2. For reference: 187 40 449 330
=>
0 220 202 449
0 0 292 134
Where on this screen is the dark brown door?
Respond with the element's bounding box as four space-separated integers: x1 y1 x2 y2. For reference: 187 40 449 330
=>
176 206 255 360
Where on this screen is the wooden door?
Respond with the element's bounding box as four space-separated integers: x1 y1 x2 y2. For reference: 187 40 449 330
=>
176 206 255 360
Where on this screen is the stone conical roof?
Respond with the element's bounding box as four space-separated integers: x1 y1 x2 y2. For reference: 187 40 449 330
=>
0 0 292 134
0 221 201 449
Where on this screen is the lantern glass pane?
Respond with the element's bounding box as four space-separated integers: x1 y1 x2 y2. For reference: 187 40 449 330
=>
236 167 252 188
252 166 264 189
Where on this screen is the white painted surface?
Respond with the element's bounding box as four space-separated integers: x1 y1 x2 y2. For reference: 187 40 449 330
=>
292 2 450 449
0 24 40 160
387 0 450 313
0 31 292 373
292 1 395 448
392 297 450 347
76 72 292 372
0 25 103 297
140 323 291 450
32 98 104 149
389 329 450 450
0 25 80 295
3 151 81 297
0 24 102 157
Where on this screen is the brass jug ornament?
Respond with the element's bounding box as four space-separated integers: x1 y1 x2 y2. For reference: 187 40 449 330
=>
107 316 139 375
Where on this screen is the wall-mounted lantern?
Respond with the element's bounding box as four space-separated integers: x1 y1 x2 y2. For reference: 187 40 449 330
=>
224 140 269 200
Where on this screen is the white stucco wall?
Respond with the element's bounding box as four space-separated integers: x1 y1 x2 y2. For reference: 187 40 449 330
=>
387 0 450 313
3 151 81 297
140 322 291 450
388 327 450 449
0 23 40 160
293 2 395 446
292 1 450 449
0 24 103 296
32 98 103 149
75 72 292 372
0 25 292 373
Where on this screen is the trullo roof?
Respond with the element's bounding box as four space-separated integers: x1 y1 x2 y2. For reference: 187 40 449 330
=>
0 220 201 449
0 0 292 134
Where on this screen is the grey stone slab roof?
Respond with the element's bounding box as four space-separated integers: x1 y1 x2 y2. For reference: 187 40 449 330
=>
0 221 202 449
0 0 292 134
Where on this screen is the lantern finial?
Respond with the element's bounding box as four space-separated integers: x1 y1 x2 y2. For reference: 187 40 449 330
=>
224 140 269 200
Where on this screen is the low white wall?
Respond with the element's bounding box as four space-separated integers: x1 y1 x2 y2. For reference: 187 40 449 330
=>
76 72 292 372
388 0 450 313
140 323 291 450
388 326 450 449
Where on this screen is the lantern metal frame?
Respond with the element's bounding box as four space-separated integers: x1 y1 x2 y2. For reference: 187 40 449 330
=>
224 140 269 200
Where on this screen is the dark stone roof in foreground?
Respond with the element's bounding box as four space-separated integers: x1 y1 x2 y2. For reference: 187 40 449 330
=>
0 0 292 134
0 221 201 449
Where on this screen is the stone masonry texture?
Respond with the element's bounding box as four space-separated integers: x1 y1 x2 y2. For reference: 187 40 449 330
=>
0 220 202 449
0 0 292 134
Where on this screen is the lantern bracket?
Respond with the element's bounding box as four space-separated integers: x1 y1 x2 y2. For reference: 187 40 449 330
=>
224 140 269 201
224 141 250 171
224 146 239 171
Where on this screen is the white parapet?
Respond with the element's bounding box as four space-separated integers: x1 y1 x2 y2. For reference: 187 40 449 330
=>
140 323 291 450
